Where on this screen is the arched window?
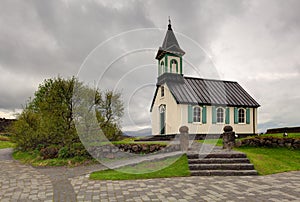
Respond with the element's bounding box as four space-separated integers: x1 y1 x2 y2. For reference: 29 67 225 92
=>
160 61 165 74
238 108 245 123
159 105 166 113
193 106 201 122
217 107 224 123
170 59 178 73
161 86 164 97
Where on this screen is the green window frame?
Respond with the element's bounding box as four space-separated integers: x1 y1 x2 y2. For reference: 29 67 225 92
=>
188 105 207 124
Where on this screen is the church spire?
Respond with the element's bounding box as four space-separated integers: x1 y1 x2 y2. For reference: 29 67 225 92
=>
155 19 185 60
155 19 185 77
168 16 172 30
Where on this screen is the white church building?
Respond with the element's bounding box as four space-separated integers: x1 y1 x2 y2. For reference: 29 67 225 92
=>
150 21 260 136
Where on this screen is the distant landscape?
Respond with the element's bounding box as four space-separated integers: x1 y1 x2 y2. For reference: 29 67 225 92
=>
1 117 299 138
123 128 152 137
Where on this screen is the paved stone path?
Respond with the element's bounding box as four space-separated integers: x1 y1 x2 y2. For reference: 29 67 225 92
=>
71 172 300 201
1 147 300 201
0 161 53 201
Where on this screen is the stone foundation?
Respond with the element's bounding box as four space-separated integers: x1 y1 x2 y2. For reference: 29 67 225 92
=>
241 137 300 149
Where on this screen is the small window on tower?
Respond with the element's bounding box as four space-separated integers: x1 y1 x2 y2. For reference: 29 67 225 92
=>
170 60 178 73
161 86 164 97
160 61 165 74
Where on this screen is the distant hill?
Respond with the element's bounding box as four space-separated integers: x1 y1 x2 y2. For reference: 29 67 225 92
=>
123 128 152 137
0 118 16 133
266 126 300 134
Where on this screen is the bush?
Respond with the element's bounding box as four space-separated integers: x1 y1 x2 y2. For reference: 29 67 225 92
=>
40 145 60 159
69 143 90 157
58 147 69 159
58 143 91 159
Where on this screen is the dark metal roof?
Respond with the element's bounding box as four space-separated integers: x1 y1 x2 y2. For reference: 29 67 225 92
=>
150 73 260 111
155 23 185 59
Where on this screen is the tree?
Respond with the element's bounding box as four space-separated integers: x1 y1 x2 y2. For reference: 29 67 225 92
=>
95 91 124 140
11 76 124 152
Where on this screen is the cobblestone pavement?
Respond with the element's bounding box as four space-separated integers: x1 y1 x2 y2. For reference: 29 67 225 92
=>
1 148 300 201
0 160 53 201
71 171 300 201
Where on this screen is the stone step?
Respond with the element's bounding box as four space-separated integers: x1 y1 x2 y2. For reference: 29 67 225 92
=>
189 163 255 170
190 170 258 176
188 158 250 164
187 153 247 159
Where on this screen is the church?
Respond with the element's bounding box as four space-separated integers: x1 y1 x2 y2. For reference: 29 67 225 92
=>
150 20 260 136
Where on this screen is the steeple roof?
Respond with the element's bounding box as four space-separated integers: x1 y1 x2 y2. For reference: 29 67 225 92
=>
155 20 185 60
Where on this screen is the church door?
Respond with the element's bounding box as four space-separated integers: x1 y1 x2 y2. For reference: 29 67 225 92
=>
159 105 166 134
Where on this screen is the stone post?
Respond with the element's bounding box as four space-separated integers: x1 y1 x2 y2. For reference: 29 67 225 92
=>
179 126 189 152
222 125 235 150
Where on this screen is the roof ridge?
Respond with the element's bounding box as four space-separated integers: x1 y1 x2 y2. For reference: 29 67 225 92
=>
183 76 238 83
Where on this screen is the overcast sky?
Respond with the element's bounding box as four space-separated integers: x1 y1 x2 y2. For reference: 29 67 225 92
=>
0 0 299 133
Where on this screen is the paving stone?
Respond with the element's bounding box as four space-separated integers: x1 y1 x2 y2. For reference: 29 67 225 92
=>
0 160 53 201
70 171 300 201
1 147 300 201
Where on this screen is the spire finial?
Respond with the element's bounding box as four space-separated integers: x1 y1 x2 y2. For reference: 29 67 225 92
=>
168 16 172 30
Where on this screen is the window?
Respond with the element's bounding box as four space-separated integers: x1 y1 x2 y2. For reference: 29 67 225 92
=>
170 59 178 73
238 108 245 123
159 105 166 113
161 86 164 97
193 106 201 122
160 61 165 74
217 107 224 123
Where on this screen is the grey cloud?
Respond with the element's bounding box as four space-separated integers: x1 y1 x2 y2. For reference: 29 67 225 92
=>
0 0 299 133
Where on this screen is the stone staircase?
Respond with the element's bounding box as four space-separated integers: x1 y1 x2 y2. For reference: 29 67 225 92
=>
187 143 258 176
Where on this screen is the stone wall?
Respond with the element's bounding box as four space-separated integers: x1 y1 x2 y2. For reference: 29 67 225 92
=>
241 137 300 149
87 143 180 159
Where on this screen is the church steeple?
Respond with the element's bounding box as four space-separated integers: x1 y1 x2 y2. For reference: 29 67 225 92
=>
156 18 185 77
168 16 172 30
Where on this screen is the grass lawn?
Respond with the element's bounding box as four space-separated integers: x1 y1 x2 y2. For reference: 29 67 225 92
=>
197 138 223 147
235 147 300 175
0 135 15 149
90 154 190 180
260 133 300 138
13 150 96 167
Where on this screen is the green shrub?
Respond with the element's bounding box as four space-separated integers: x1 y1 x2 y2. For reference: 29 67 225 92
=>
58 143 91 159
69 142 90 157
58 147 69 159
40 145 60 159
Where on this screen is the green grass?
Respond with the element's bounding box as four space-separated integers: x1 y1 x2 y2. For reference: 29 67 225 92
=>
260 133 300 138
13 150 96 167
90 154 190 180
0 141 15 149
0 135 15 149
197 138 223 147
235 147 300 175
